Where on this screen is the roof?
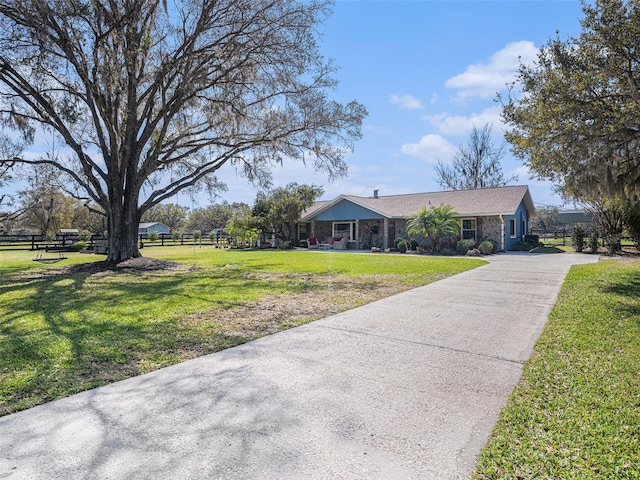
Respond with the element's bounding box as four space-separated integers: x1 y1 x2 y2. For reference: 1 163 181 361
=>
301 185 535 221
557 209 593 224
139 222 169 229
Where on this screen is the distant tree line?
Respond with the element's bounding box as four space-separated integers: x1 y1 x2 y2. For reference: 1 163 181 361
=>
1 181 322 249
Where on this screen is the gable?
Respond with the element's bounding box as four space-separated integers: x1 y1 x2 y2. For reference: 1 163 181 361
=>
310 198 386 221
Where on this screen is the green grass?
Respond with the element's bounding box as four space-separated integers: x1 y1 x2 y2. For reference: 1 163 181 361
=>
473 259 640 479
530 245 566 254
0 247 483 415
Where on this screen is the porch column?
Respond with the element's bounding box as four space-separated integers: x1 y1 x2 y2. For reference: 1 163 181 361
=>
311 221 316 238
355 219 359 247
499 215 505 251
383 218 389 250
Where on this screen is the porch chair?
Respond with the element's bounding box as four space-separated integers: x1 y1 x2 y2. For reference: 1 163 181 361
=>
307 237 319 249
332 237 349 250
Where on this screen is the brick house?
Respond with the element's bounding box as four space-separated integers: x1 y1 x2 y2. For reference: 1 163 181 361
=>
298 185 536 251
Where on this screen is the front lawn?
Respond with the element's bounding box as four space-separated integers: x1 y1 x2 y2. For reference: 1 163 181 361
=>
0 247 483 415
473 259 640 479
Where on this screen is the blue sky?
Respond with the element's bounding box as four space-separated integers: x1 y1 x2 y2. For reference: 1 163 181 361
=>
2 1 586 210
211 0 586 209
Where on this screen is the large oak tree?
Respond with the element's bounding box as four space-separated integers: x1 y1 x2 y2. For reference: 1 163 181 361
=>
0 0 366 262
502 0 640 204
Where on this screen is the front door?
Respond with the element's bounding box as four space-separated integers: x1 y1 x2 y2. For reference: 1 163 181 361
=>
388 222 396 248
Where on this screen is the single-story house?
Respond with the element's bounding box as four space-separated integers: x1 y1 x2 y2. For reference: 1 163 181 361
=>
138 222 170 236
299 185 536 251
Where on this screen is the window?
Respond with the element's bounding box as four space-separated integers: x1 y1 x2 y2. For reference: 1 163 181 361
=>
332 222 354 239
509 218 516 238
298 223 308 241
461 218 476 240
522 219 527 238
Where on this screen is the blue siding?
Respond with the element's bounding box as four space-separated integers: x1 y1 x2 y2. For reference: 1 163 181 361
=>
505 200 530 250
311 199 385 221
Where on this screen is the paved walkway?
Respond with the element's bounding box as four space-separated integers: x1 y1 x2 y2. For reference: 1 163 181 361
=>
0 253 598 480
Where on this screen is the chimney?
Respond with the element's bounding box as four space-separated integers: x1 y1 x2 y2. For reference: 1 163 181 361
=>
373 189 379 199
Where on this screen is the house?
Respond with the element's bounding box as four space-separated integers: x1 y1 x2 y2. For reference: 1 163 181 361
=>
138 222 170 236
299 185 536 251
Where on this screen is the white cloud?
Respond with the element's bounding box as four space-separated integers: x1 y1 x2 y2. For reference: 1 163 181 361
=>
509 165 530 182
400 134 456 163
389 93 423 110
445 41 538 102
423 106 505 136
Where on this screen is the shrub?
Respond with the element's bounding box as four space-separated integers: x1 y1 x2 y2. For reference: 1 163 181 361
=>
71 241 87 252
173 231 182 242
148 230 159 243
277 240 291 249
524 234 540 248
193 230 201 242
395 238 408 253
79 230 91 242
456 239 476 255
571 224 585 252
514 240 532 251
478 240 495 255
588 227 599 253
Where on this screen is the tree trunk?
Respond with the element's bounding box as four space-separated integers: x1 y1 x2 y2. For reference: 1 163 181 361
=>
106 196 141 263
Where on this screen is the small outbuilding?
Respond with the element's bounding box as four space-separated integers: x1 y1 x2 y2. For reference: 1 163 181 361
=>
138 222 170 236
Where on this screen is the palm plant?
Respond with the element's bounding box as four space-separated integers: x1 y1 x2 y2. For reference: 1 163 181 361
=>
407 203 460 253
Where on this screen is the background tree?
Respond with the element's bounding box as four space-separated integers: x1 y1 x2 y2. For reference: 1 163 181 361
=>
226 205 259 248
530 205 559 230
72 202 106 234
0 133 27 232
185 202 248 234
19 184 74 234
407 203 460 253
0 0 366 263
141 203 188 232
434 123 517 190
253 183 323 243
502 0 640 249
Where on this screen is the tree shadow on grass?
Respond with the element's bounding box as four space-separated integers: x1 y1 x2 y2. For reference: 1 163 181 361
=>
0 263 276 416
601 267 640 321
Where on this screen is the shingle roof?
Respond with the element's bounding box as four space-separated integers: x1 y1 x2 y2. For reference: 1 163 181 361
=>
301 185 535 221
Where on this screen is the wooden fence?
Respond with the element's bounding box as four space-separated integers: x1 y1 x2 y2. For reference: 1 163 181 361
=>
0 231 230 252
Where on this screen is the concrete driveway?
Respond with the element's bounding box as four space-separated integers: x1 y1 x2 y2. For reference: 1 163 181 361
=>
0 253 598 480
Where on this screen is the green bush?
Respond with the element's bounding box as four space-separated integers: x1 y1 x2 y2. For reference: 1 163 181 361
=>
571 224 585 252
173 231 182 242
588 227 599 253
79 230 91 242
514 240 532 251
409 238 418 251
395 238 408 253
478 240 494 255
71 241 87 252
148 230 159 243
456 239 476 255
